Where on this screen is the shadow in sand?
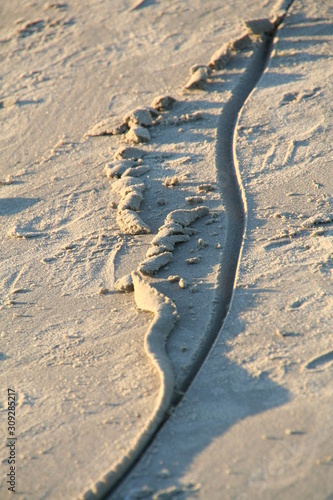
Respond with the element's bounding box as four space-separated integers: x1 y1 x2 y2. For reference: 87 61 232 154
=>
129 0 155 12
108 348 290 499
17 99 44 106
282 21 333 37
0 197 40 216
259 71 304 88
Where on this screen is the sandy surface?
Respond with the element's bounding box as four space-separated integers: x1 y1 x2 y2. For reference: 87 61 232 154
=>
0 0 332 499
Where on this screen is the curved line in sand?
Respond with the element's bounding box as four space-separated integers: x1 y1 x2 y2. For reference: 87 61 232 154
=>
175 3 296 399
80 6 294 498
80 271 178 499
175 33 275 398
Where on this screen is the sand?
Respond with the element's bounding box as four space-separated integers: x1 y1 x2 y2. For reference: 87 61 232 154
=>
0 0 332 498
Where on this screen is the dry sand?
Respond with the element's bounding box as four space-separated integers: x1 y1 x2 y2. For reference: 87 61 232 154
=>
0 0 332 499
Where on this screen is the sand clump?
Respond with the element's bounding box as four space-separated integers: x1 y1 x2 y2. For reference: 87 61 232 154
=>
104 160 136 178
115 274 134 293
186 196 205 205
106 157 151 234
126 125 151 144
122 165 150 177
87 107 154 138
116 209 151 235
139 252 174 275
114 146 146 161
115 206 210 283
186 19 271 92
150 95 177 111
163 176 180 188
88 96 178 144
208 43 232 70
123 108 153 128
87 117 126 137
138 207 209 276
185 67 211 90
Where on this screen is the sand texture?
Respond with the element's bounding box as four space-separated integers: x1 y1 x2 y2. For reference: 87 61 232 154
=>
0 0 332 498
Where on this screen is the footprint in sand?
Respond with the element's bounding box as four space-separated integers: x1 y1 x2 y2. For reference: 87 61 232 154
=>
304 351 333 371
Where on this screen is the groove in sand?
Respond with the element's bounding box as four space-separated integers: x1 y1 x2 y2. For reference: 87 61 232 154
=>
80 5 294 498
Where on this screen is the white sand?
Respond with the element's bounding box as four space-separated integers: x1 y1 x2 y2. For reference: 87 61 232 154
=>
0 0 332 499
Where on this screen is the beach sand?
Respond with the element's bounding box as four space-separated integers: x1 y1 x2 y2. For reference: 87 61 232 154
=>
0 0 332 498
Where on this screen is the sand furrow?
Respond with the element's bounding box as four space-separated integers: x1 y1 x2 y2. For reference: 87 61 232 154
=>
80 3 295 499
175 2 295 397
